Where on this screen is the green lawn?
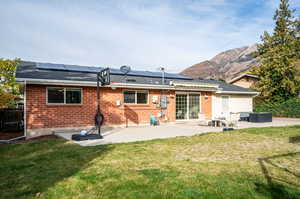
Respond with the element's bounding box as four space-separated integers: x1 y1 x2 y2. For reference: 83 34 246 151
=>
1 126 300 199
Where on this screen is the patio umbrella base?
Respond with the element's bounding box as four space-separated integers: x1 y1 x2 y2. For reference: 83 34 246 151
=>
223 128 234 132
71 134 103 141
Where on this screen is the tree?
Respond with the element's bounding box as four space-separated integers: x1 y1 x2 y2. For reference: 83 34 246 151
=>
0 58 21 107
295 16 300 84
253 0 300 102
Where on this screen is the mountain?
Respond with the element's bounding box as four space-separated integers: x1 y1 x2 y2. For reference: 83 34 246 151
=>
180 45 259 80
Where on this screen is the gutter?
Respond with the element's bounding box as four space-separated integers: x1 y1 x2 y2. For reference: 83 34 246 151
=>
16 78 219 92
16 78 258 94
16 78 98 87
216 90 260 95
110 82 174 90
171 82 219 89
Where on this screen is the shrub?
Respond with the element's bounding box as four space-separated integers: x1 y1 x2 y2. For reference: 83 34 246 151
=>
255 98 300 117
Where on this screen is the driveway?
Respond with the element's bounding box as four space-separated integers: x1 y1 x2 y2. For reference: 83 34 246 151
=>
56 117 300 146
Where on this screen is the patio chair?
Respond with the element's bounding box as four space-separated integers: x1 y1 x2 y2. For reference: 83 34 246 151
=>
198 113 209 126
220 113 240 128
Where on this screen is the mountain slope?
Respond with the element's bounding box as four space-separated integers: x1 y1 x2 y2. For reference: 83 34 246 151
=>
180 45 259 80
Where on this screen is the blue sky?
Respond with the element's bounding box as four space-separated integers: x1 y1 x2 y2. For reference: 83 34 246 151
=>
1 0 300 72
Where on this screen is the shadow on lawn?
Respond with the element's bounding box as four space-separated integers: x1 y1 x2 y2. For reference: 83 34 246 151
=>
256 152 300 199
0 138 114 199
289 136 300 144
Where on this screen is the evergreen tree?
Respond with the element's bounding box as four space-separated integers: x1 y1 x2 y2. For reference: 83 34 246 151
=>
254 0 300 102
294 16 300 86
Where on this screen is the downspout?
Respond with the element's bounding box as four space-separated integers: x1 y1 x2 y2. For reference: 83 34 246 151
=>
160 67 167 122
23 80 27 138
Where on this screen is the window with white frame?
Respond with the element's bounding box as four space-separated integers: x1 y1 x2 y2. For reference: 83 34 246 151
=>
47 88 82 104
124 90 148 104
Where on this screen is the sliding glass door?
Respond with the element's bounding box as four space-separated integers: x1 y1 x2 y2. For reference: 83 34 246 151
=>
189 94 200 119
176 94 188 120
176 94 200 120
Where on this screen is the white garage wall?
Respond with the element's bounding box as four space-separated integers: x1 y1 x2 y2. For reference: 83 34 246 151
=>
212 94 254 119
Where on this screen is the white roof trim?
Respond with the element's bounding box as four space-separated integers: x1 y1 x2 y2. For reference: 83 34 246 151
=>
110 83 218 91
16 78 175 89
216 90 259 95
171 82 219 89
16 78 98 87
16 78 258 94
228 73 259 84
110 83 173 90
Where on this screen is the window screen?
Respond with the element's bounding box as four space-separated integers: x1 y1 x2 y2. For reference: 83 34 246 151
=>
66 88 82 104
47 88 64 104
47 88 82 104
137 92 147 104
124 91 136 104
124 90 148 104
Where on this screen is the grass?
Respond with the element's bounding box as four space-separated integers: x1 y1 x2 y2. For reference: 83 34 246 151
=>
1 126 300 199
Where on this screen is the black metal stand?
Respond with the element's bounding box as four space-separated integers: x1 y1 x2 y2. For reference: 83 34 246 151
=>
96 73 103 139
71 69 110 141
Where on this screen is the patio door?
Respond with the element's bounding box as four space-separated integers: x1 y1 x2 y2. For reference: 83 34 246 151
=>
176 94 200 120
221 96 229 118
189 94 200 119
176 94 188 120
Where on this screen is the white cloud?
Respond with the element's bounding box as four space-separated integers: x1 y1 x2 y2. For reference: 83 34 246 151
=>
0 0 297 72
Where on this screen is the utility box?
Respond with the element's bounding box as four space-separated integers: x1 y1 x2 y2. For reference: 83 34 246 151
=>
160 95 168 109
152 96 158 104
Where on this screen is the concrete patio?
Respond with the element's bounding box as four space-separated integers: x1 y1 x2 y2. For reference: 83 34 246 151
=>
55 117 300 146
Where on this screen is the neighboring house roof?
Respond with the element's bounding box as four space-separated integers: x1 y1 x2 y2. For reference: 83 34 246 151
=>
228 73 259 84
16 61 258 95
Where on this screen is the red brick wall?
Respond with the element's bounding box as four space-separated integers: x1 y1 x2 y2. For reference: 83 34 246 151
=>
26 85 97 129
26 85 212 129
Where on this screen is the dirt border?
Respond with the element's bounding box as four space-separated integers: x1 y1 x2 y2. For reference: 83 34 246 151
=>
0 135 59 145
274 116 300 118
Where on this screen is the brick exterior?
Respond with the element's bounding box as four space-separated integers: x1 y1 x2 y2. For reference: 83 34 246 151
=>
231 76 259 89
26 85 212 129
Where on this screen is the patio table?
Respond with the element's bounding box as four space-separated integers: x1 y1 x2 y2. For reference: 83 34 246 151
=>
211 119 222 127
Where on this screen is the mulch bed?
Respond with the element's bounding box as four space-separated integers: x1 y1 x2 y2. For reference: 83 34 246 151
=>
0 135 59 145
274 116 300 118
0 131 24 140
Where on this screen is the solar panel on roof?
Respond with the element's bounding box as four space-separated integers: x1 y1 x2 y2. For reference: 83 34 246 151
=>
64 65 101 73
109 68 124 75
36 62 192 80
88 67 101 72
37 63 66 70
37 63 102 73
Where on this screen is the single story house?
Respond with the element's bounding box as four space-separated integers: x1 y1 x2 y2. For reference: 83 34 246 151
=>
16 61 259 137
228 73 260 89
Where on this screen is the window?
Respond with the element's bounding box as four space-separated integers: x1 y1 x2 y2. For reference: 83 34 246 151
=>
124 91 136 104
47 88 82 104
124 90 148 104
66 88 82 104
137 92 147 104
48 88 64 104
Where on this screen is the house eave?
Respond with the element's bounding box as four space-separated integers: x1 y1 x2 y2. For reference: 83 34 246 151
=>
16 78 98 87
16 78 218 91
215 90 259 95
228 74 259 84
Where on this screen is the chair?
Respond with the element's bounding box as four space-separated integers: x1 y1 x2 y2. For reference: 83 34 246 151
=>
198 113 209 126
221 112 240 127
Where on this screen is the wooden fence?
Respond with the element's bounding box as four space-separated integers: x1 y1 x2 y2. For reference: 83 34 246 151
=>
0 108 24 132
